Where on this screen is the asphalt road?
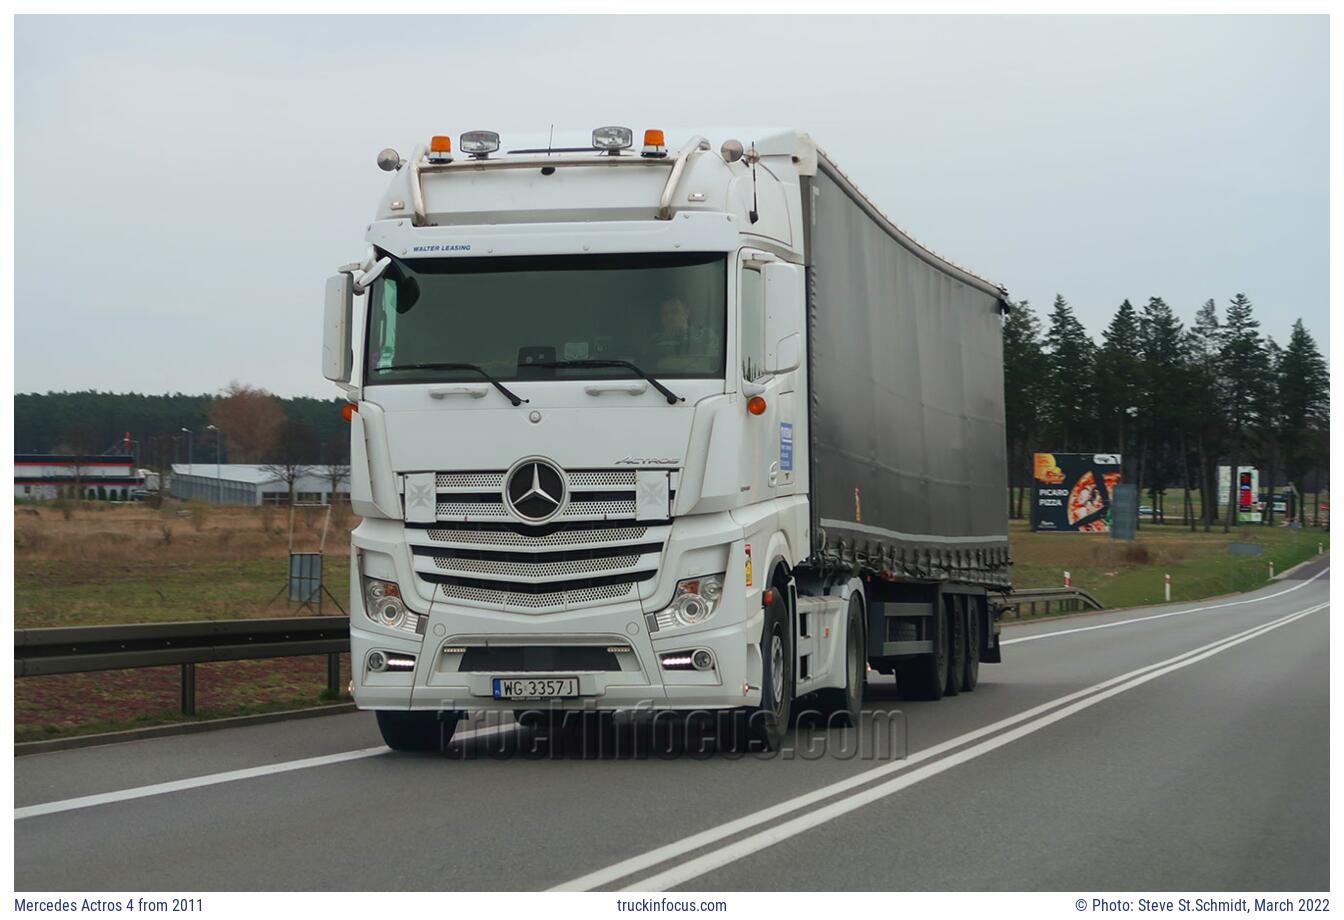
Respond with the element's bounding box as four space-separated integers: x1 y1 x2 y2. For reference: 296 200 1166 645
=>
14 557 1330 891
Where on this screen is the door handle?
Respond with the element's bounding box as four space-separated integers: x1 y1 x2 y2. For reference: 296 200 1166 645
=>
428 385 489 399
584 381 649 397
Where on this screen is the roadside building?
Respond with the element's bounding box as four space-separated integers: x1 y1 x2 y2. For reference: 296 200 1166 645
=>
14 454 145 501
169 464 351 506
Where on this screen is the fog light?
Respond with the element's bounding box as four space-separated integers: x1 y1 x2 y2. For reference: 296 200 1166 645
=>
691 649 715 671
368 651 387 672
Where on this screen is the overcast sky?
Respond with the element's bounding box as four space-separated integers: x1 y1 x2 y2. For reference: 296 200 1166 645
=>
14 14 1328 398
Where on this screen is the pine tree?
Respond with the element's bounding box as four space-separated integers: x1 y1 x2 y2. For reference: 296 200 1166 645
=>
1185 299 1224 528
1276 319 1330 513
1136 297 1186 522
1042 294 1098 451
1216 293 1268 530
1096 300 1143 459
1003 300 1048 517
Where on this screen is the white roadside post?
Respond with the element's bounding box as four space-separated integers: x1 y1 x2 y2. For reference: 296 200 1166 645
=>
1164 573 1171 602
1269 561 1275 579
1063 571 1071 588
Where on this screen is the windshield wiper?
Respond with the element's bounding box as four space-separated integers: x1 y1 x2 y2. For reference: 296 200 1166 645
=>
530 359 685 405
379 362 527 406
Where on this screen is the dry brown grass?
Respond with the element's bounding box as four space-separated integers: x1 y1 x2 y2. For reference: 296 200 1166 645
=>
13 501 357 564
1008 519 1242 570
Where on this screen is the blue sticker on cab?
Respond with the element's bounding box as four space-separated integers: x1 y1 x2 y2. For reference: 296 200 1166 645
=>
779 422 793 472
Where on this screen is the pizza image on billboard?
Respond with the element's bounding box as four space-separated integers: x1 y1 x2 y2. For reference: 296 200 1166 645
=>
1033 452 1123 532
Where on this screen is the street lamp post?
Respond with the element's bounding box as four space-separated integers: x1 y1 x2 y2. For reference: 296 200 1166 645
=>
206 424 223 504
180 427 193 499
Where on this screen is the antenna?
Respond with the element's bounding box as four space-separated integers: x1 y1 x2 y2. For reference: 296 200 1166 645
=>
547 123 554 157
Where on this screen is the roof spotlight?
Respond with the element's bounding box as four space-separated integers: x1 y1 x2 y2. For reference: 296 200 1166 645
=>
460 130 501 159
592 126 633 154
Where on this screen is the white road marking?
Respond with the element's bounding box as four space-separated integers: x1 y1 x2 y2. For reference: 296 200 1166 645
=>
624 601 1326 891
15 722 514 821
1001 564 1328 645
554 599 1327 891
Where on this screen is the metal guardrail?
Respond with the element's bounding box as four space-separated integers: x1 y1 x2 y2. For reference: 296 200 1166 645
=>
15 616 350 716
16 585 1103 718
1003 587 1104 617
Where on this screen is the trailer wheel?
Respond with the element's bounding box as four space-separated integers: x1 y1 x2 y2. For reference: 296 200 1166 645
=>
817 593 866 726
962 598 981 692
945 595 965 697
732 591 793 751
376 710 459 752
896 599 947 701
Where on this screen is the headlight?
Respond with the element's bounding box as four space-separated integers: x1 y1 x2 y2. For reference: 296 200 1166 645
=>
362 576 418 633
654 573 726 631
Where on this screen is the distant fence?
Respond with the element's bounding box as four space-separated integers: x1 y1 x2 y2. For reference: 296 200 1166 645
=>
14 616 350 715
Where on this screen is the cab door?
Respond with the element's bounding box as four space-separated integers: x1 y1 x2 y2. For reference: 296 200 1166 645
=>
738 254 805 501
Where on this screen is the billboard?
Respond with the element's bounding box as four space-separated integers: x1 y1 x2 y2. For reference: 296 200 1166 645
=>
1216 465 1262 523
1033 453 1123 533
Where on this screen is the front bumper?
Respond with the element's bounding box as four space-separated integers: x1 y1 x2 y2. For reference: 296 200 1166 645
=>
349 515 764 713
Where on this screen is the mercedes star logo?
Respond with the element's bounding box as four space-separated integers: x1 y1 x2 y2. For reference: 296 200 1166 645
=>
505 459 566 522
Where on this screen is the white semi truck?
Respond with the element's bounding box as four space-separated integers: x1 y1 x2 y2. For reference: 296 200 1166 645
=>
323 127 1012 751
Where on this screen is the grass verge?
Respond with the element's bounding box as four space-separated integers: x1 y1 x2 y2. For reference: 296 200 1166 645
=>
1010 521 1327 611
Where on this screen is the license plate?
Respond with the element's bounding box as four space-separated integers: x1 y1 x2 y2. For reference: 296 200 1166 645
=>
492 677 580 699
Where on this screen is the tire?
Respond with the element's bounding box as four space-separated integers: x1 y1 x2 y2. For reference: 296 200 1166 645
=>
376 709 459 752
726 590 793 751
817 594 866 726
896 599 947 701
945 595 966 697
962 598 981 692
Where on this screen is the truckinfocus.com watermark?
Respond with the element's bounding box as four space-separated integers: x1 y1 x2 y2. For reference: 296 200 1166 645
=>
418 705 908 761
615 897 729 912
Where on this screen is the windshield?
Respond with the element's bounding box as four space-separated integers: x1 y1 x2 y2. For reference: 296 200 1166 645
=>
365 252 726 385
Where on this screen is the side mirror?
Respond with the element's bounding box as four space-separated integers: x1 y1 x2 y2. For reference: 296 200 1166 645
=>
323 273 354 383
771 332 802 375
763 262 804 374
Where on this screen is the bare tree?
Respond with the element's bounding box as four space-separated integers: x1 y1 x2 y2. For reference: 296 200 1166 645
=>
325 463 351 505
56 422 100 504
323 437 351 506
260 419 319 505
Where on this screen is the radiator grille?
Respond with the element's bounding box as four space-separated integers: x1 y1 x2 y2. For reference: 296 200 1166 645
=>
436 472 505 490
431 554 642 578
438 580 637 609
426 468 648 523
412 467 668 611
425 525 649 548
436 500 510 519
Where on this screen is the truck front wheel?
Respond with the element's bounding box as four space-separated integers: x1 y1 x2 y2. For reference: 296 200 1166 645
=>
724 590 794 752
376 710 459 752
817 593 866 726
